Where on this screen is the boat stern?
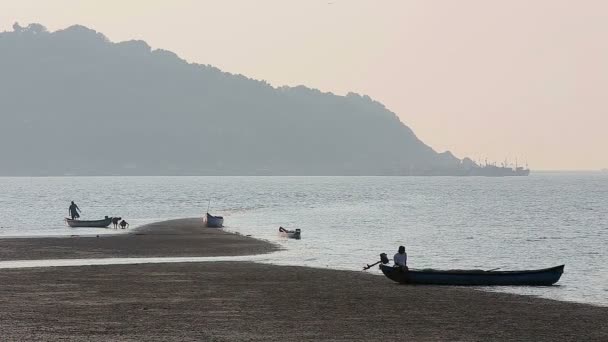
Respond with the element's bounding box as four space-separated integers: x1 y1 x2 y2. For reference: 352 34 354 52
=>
379 264 407 284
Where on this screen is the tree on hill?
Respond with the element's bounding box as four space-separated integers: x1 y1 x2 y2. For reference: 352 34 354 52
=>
0 23 466 176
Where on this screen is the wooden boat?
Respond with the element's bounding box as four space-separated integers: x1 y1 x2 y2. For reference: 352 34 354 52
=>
66 217 113 228
205 213 224 228
379 264 564 286
279 226 301 239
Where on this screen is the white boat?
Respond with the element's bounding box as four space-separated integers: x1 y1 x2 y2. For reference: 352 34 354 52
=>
279 226 301 239
66 216 113 228
205 213 224 228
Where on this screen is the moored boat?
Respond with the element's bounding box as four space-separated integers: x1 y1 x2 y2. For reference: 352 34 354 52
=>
279 226 301 239
379 264 564 286
205 213 224 228
66 216 113 228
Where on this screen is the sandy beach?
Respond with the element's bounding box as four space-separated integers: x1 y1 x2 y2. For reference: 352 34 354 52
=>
0 219 606 341
0 218 278 260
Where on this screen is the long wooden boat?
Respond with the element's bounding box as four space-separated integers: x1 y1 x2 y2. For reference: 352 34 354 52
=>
205 213 224 228
66 217 113 228
379 264 564 286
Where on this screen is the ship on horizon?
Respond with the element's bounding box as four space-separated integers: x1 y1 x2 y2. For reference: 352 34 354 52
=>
405 157 531 177
466 159 530 177
467 164 530 177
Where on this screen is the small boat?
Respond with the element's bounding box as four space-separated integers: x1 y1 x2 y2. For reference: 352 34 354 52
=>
205 213 224 228
279 226 301 239
379 264 564 286
66 216 113 228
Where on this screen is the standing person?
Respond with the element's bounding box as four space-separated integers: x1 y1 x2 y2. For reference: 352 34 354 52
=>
68 201 81 220
393 245 408 271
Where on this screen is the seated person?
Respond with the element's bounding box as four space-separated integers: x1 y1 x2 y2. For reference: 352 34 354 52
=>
120 220 129 229
393 245 408 271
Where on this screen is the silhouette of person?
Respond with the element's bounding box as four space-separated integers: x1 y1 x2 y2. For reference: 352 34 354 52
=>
393 245 408 271
120 220 129 229
68 201 81 220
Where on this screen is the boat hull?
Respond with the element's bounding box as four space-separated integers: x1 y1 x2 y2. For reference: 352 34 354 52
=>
284 231 301 239
279 227 301 239
66 217 113 228
379 264 564 286
206 213 224 228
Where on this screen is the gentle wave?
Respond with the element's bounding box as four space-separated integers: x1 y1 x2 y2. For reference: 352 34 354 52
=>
0 175 607 306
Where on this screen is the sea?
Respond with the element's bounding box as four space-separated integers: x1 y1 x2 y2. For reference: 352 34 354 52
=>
0 174 606 307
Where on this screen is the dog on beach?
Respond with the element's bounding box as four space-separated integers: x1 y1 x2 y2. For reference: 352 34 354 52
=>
120 220 129 229
112 217 121 229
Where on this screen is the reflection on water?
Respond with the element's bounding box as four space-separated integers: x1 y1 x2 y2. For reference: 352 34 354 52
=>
0 174 607 306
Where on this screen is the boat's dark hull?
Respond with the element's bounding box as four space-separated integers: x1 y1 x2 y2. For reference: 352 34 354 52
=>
206 213 224 228
379 264 564 286
279 227 301 239
281 231 301 239
66 217 113 228
285 231 301 239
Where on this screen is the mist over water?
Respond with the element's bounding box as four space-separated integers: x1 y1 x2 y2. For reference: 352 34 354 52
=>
0 175 606 306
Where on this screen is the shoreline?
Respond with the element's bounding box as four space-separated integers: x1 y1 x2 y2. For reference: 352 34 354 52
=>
0 218 606 340
0 218 280 261
1 262 606 341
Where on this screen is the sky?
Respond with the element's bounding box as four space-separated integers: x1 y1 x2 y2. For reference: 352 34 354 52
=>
2 0 607 170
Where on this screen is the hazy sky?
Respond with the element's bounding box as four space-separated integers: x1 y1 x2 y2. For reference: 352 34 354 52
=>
2 0 607 170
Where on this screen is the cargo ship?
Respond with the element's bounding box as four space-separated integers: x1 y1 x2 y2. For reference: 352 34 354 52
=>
467 165 530 176
467 160 530 177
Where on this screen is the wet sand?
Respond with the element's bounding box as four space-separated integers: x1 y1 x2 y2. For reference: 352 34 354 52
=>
0 219 606 341
0 218 278 260
1 262 607 341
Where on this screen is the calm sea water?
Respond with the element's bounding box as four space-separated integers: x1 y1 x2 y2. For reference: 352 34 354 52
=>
0 175 606 306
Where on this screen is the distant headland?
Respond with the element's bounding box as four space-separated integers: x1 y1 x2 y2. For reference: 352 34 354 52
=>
0 23 528 176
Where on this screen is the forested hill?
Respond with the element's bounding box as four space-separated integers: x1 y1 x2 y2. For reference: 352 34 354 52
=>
0 23 465 176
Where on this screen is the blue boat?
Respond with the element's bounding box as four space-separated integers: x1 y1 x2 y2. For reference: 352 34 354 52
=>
379 264 564 286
